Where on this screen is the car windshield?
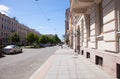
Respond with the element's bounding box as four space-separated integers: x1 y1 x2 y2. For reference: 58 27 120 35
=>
4 45 15 48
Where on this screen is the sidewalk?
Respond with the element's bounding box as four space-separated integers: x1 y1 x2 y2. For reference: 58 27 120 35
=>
29 46 117 79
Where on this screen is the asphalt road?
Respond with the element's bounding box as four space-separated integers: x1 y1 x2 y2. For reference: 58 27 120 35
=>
0 46 59 79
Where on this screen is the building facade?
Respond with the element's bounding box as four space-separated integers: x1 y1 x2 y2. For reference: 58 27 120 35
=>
65 8 70 44
69 0 120 78
0 13 41 45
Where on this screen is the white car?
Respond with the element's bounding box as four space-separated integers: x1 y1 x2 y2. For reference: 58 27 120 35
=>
3 45 22 54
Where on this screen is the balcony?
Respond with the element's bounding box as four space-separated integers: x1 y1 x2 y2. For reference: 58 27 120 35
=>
70 0 95 14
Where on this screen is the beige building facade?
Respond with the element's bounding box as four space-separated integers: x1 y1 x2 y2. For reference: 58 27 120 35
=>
0 13 40 45
69 0 120 78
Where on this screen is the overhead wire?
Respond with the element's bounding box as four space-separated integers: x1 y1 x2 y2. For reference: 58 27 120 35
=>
35 0 59 35
35 0 50 21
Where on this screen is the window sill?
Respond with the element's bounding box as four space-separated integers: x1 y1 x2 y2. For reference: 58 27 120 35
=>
96 34 103 41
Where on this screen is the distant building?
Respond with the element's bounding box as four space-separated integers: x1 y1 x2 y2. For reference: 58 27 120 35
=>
69 0 120 78
0 13 41 45
65 8 70 39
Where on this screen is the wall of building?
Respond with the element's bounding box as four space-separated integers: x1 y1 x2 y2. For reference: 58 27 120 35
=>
78 0 118 52
102 0 117 52
70 0 120 78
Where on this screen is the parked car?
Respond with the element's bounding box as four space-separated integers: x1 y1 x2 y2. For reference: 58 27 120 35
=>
3 45 22 54
39 44 46 48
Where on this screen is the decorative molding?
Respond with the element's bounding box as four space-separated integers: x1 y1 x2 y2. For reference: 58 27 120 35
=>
104 29 116 33
103 19 116 25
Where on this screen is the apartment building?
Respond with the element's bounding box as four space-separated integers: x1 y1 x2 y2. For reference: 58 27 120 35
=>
0 13 40 45
69 0 120 78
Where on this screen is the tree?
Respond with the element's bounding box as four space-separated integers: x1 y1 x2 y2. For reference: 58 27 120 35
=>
26 32 38 45
53 34 61 44
34 34 39 44
10 32 20 44
39 35 49 44
38 34 61 46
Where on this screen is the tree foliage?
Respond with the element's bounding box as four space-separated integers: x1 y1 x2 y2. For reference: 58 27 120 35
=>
34 34 39 43
10 32 20 44
39 35 49 44
26 33 61 46
26 32 39 45
53 34 61 44
39 34 61 45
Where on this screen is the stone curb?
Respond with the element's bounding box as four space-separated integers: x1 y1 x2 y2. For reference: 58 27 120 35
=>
29 55 56 79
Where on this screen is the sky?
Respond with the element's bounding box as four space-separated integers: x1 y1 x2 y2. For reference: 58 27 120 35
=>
0 0 70 40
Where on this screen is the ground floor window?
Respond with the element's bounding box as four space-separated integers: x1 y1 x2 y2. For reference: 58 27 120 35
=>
95 55 103 66
86 52 90 58
117 63 120 78
81 50 84 55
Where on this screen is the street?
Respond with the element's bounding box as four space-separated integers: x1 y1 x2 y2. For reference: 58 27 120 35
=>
0 46 59 79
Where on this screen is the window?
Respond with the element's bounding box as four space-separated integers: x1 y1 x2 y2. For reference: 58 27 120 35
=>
86 14 90 37
1 24 3 29
4 19 6 22
1 32 3 36
86 52 90 58
117 0 120 31
117 63 120 78
95 55 103 66
81 50 84 55
98 2 103 34
81 19 84 41
2 18 4 21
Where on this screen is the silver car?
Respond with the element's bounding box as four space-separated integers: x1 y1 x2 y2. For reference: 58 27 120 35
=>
3 45 22 54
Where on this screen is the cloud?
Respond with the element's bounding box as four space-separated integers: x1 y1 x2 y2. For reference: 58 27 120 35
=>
0 5 10 15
